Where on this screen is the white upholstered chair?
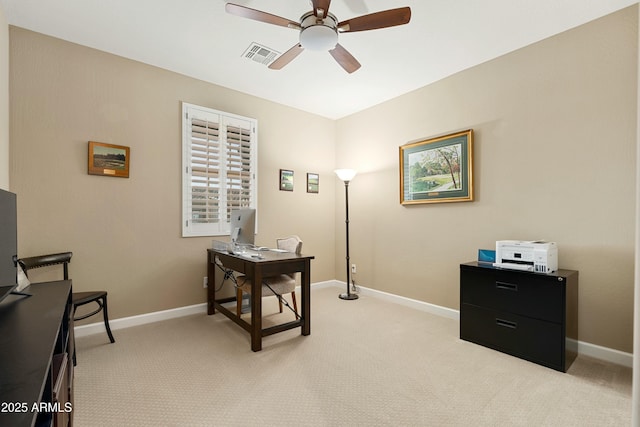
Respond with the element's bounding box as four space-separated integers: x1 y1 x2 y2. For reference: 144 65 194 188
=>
236 236 302 317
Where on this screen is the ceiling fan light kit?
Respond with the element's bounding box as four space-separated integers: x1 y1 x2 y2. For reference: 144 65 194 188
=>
299 12 338 51
225 1 411 73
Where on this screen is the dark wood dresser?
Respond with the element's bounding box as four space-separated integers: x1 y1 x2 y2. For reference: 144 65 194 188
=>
460 262 578 372
0 281 74 426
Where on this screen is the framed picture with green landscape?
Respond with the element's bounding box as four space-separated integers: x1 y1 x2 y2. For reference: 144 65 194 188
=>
88 141 130 178
400 129 473 205
280 169 294 191
307 173 319 193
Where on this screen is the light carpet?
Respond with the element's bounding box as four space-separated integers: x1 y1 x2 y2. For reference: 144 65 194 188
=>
74 286 631 426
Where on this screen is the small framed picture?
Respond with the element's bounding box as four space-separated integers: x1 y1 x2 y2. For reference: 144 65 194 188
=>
88 141 130 178
307 173 319 193
280 169 294 191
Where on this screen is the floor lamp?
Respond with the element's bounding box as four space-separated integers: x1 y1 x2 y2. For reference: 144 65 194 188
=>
335 169 358 300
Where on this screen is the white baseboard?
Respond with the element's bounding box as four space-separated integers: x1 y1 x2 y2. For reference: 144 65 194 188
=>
357 283 460 320
324 280 461 319
570 339 632 367
75 280 633 367
74 302 207 338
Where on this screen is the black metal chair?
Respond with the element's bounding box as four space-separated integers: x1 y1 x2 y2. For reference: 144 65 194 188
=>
17 252 115 364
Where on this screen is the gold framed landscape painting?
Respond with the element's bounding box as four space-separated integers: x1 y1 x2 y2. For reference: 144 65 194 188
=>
400 130 473 205
88 141 130 178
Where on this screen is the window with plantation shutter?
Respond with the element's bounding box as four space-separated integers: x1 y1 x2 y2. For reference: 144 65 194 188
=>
182 103 257 237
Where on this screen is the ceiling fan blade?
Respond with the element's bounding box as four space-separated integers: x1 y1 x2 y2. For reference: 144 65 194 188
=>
269 44 305 70
329 44 361 74
338 7 411 33
311 0 332 18
225 3 300 29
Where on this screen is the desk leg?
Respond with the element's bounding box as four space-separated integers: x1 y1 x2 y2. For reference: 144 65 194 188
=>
301 259 311 336
207 254 215 315
250 270 263 351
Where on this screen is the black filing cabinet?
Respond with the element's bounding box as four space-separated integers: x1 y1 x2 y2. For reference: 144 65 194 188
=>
460 262 578 372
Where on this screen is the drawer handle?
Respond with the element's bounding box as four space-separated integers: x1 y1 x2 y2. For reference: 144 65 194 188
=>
495 281 518 291
496 318 517 329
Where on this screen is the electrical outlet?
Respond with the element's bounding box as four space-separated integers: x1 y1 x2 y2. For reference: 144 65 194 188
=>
203 276 208 288
351 264 357 274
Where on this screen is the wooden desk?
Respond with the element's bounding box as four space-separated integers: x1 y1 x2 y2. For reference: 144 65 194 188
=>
0 280 74 427
207 248 314 351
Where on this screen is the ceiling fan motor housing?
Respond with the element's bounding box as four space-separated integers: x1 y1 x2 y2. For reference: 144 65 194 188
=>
299 11 338 51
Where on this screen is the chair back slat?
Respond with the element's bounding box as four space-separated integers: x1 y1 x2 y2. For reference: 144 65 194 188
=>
17 252 73 280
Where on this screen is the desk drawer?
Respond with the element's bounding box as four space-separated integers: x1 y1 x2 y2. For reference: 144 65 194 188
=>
460 268 564 322
460 303 563 370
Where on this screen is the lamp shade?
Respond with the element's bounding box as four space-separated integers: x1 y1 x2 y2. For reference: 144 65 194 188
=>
334 169 357 182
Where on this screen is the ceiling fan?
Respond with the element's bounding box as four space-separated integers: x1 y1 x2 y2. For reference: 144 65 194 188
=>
225 1 411 73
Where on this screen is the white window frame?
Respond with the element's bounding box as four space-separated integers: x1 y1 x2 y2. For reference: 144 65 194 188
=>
182 102 258 237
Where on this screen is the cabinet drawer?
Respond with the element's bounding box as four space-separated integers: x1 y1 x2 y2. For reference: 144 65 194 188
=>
461 267 564 322
52 352 69 427
460 303 563 370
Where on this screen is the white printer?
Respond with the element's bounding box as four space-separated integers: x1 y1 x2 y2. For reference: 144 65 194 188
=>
493 240 558 273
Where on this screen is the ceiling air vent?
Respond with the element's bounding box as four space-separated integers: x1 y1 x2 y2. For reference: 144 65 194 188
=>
242 42 280 66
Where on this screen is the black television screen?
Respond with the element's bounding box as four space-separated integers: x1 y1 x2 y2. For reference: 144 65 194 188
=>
0 189 17 287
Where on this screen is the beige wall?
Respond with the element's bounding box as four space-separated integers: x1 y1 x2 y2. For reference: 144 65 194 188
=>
336 6 638 353
0 4 8 190
7 6 638 353
8 26 336 320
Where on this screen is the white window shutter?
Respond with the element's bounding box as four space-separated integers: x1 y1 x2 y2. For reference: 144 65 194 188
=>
182 103 257 237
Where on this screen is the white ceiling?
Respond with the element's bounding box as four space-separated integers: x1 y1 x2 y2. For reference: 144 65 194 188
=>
0 0 637 119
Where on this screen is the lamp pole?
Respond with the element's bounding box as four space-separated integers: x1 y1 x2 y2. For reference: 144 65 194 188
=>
335 169 358 300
